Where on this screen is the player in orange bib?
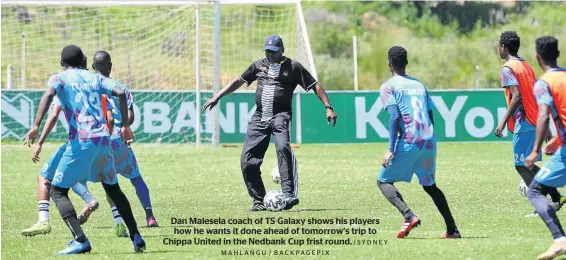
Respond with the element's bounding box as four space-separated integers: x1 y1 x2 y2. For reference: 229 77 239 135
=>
525 36 566 260
495 31 564 217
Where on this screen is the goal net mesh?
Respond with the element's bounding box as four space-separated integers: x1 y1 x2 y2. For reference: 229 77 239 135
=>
1 2 314 144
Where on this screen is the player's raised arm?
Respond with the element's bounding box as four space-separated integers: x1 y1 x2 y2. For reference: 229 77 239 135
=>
202 64 255 112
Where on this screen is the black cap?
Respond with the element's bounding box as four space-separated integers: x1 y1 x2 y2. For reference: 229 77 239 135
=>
264 35 284 51
61 45 84 67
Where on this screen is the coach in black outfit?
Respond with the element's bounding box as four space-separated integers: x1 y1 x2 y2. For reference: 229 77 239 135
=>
203 35 337 211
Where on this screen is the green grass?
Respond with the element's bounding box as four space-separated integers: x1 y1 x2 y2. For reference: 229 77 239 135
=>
1 142 564 259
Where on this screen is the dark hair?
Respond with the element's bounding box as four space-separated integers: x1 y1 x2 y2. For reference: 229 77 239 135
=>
499 31 520 55
388 46 408 70
93 50 111 65
61 45 84 67
536 36 560 63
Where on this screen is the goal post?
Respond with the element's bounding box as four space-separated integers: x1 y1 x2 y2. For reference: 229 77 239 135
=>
1 0 317 146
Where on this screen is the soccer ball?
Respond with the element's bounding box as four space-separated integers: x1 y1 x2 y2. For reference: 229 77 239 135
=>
518 180 529 197
263 190 286 211
271 167 281 184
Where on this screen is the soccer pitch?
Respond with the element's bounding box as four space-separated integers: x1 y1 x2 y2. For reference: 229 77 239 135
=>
1 142 562 259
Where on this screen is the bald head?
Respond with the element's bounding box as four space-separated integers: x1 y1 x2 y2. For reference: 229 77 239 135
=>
92 50 112 77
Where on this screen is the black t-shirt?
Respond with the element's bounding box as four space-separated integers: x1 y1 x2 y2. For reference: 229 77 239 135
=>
240 57 317 120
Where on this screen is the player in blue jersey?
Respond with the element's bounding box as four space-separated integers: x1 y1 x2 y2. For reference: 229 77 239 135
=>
23 45 145 254
494 31 565 218
22 56 101 237
22 94 130 238
525 36 566 260
377 46 460 239
91 50 159 228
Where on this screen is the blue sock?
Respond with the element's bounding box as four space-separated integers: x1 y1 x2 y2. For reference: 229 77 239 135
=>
72 182 94 204
528 180 565 239
130 176 153 218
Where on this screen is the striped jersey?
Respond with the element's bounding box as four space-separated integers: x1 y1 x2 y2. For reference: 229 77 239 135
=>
240 57 317 121
47 68 113 144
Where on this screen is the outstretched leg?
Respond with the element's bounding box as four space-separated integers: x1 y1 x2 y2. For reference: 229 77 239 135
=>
377 181 420 239
378 182 413 219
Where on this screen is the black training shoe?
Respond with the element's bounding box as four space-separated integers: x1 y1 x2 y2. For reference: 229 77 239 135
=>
249 204 266 212
283 197 299 210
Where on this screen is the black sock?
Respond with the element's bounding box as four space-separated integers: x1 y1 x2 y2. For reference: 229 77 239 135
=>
103 183 140 241
423 184 457 234
378 182 413 218
145 208 154 219
51 186 87 243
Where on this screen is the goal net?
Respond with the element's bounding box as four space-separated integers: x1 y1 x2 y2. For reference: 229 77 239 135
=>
1 0 316 146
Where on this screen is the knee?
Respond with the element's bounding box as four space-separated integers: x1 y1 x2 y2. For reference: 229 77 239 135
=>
275 142 290 155
50 185 68 199
423 184 439 194
38 175 51 186
102 182 120 194
241 160 257 174
240 153 260 171
240 152 250 166
515 165 528 173
240 158 254 172
129 176 139 185
377 181 393 191
527 180 543 199
49 186 57 198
